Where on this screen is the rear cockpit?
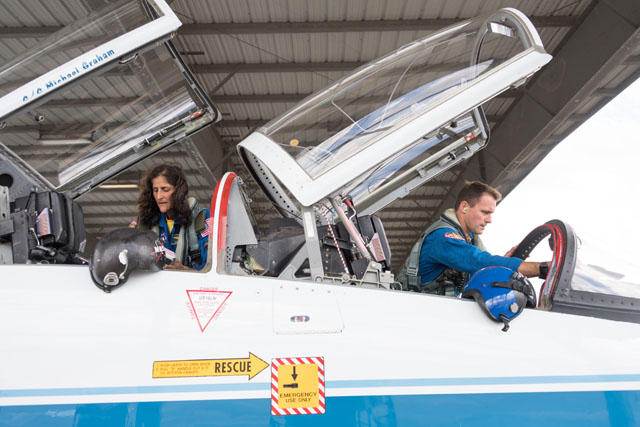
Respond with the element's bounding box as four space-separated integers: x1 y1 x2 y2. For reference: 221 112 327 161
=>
0 0 218 265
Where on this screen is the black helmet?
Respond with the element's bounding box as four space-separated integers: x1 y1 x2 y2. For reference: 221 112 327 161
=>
90 228 166 293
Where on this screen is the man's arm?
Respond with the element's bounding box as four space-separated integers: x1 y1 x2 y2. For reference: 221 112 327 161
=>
425 229 549 278
518 261 540 277
424 229 523 275
505 247 549 278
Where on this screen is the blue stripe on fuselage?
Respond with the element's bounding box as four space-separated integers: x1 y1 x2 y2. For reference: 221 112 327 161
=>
1 390 639 426
3 374 640 398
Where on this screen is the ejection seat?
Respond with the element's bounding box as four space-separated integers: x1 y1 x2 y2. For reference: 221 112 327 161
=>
0 188 87 265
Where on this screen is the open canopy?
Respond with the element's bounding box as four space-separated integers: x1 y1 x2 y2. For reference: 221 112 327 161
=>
238 8 551 214
0 0 220 200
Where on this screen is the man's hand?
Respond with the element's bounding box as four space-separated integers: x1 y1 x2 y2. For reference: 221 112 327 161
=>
504 245 517 257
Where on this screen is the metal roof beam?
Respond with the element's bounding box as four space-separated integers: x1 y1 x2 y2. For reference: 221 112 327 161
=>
180 16 577 35
4 120 267 134
214 115 500 130
193 61 363 73
212 89 518 104
0 16 578 40
378 207 437 214
192 60 468 74
390 193 451 202
87 185 212 194
83 212 137 220
16 151 188 162
43 97 138 107
0 26 62 38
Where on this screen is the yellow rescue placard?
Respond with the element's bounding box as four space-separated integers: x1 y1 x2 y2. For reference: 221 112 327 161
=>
271 357 325 415
152 352 268 380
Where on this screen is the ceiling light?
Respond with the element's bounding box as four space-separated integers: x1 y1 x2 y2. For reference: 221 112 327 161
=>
98 184 139 189
487 22 514 38
38 138 92 146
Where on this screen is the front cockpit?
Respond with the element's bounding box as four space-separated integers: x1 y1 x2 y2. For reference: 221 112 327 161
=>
223 9 551 288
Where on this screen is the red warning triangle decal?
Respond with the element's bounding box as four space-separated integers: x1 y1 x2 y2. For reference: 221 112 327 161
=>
186 290 232 332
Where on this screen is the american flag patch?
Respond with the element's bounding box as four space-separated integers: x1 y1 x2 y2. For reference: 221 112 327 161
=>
201 217 212 238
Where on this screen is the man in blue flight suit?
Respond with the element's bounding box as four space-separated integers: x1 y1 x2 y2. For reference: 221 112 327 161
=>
415 181 546 295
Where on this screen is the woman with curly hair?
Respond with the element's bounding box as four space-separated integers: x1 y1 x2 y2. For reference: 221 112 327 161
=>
135 164 209 270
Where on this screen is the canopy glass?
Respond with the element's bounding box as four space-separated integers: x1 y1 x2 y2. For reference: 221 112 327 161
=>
0 0 219 199
238 8 551 210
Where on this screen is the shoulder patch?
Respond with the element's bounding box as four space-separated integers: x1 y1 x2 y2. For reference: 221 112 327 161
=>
444 231 465 241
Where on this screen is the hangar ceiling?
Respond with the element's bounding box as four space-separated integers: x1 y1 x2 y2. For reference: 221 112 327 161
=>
1 0 639 269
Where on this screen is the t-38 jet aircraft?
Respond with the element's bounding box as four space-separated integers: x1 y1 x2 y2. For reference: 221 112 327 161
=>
1 1 639 425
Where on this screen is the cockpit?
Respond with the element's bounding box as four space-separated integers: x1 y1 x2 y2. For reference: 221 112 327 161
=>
0 0 218 264
221 9 550 286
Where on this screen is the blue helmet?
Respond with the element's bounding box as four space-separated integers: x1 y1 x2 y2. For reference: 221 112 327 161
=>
462 267 536 332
